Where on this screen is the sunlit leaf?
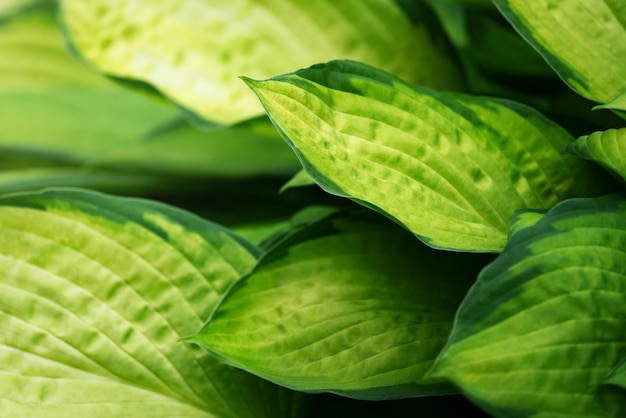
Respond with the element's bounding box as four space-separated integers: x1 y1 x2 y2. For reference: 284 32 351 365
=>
0 189 305 417
59 0 462 124
565 128 626 184
493 0 626 104
428 193 626 417
245 60 609 252
0 4 178 162
186 210 493 399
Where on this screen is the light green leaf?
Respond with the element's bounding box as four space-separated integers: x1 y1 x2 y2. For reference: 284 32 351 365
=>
507 208 546 238
493 0 626 104
0 4 178 161
186 210 493 400
594 92 626 119
565 128 626 184
0 189 305 417
428 193 626 417
245 60 609 252
95 117 300 178
59 0 462 124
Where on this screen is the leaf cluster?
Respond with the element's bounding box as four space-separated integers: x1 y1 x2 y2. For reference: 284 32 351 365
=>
0 1 625 417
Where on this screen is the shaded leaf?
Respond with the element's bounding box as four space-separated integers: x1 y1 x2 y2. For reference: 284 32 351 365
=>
95 117 300 178
428 193 626 417
493 0 626 104
605 358 626 391
565 128 626 184
245 60 609 252
186 210 493 399
60 0 462 124
0 189 305 417
280 170 316 192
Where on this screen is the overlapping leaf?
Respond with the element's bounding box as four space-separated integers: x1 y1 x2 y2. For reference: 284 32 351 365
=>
0 4 178 161
493 0 626 104
428 193 626 417
95 117 299 178
0 189 305 417
59 0 462 124
245 60 609 252
566 128 626 184
186 210 493 399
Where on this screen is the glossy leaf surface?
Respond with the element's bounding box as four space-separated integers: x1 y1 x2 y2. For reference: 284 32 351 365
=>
566 128 626 184
0 189 304 418
187 211 492 399
493 0 626 104
246 60 607 252
429 193 626 417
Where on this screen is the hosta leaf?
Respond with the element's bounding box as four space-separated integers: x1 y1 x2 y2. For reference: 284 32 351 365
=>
0 189 305 417
59 0 461 124
245 60 608 252
605 358 626 391
0 4 178 161
280 170 316 192
565 128 626 184
186 210 493 400
428 193 626 417
95 117 300 178
493 0 626 104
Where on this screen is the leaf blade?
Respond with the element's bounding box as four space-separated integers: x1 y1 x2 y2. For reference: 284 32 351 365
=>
0 189 304 418
59 0 462 124
246 60 609 252
187 210 493 399
428 193 626 417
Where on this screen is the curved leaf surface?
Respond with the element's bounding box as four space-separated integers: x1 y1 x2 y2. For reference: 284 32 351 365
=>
0 5 178 161
493 0 626 104
605 358 626 391
186 210 493 399
59 0 462 124
95 117 300 178
0 189 304 418
565 128 626 184
245 60 608 252
428 193 626 417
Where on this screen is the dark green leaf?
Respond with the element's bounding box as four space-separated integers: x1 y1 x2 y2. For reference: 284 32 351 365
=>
429 193 626 417
186 210 493 399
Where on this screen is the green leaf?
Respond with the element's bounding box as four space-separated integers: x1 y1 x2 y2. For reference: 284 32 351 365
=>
428 193 626 417
0 167 165 195
95 117 300 178
186 210 493 400
0 5 178 162
59 0 462 124
565 128 626 184
280 170 316 192
493 0 626 104
245 60 609 252
0 189 305 417
0 0 51 19
605 358 626 391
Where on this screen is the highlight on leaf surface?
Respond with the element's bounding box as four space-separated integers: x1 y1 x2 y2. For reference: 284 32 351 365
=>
493 0 626 104
245 59 610 252
428 193 626 417
0 189 305 418
59 0 462 124
186 210 494 400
